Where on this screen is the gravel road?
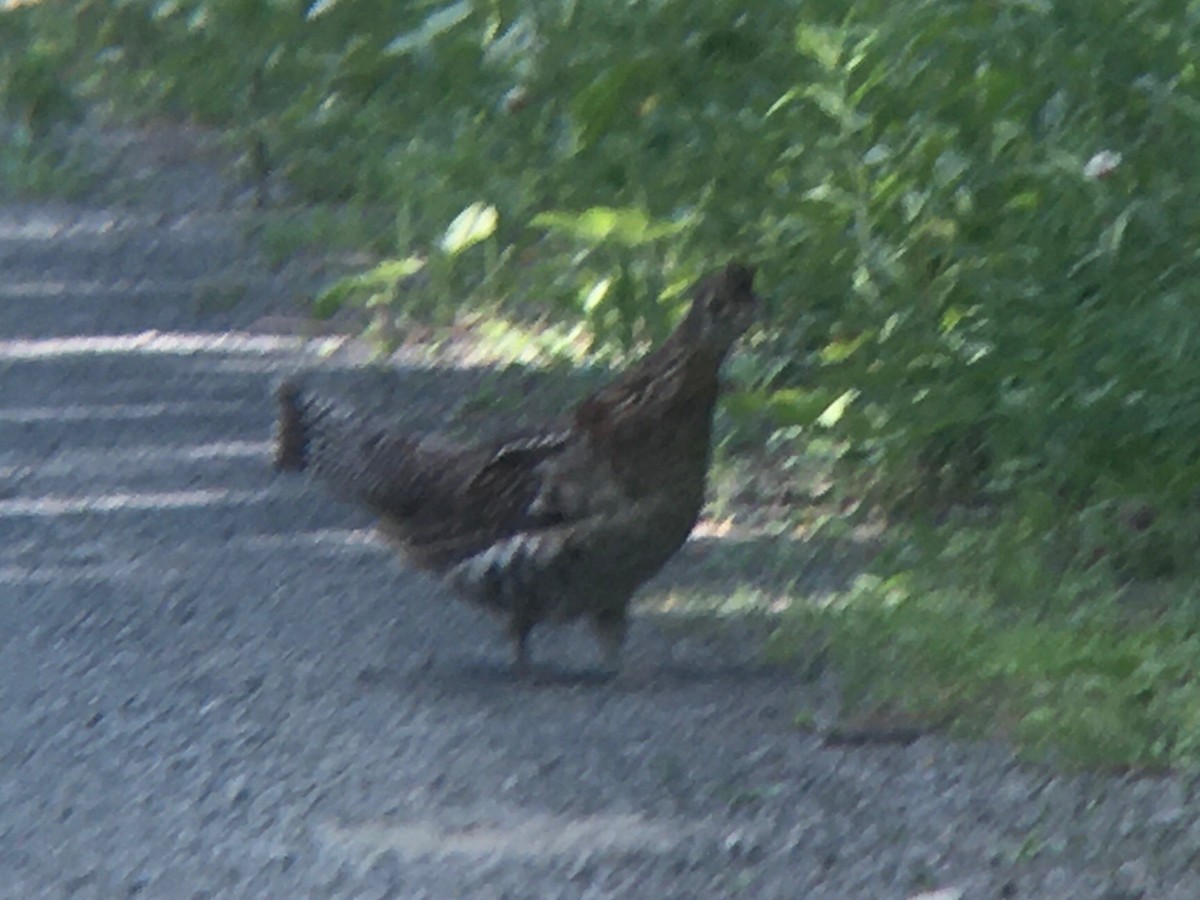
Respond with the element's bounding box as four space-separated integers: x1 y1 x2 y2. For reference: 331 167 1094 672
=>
0 127 1197 899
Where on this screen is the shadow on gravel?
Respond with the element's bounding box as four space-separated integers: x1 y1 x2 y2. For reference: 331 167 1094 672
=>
332 525 858 693
361 653 793 692
669 531 872 598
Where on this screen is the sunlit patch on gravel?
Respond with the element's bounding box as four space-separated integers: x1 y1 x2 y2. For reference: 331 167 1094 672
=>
0 486 289 516
0 330 303 360
0 401 249 423
17 441 271 467
0 278 242 300
0 209 157 239
242 528 378 550
0 561 140 586
316 809 683 866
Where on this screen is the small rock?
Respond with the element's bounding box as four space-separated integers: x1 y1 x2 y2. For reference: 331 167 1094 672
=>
226 774 251 805
722 830 764 863
1116 859 1149 891
906 888 964 900
1148 805 1185 828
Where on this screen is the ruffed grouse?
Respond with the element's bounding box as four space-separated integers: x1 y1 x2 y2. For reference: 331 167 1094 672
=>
274 263 758 675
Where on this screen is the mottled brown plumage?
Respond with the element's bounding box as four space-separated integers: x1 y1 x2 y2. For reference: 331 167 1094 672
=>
274 263 758 674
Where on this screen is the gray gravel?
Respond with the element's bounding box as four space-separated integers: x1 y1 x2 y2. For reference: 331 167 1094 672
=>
1 126 1198 899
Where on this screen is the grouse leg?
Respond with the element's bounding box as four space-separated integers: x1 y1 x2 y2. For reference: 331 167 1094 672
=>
509 618 534 677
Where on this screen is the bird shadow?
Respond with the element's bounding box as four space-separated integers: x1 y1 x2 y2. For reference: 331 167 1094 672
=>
357 657 793 696
355 659 613 692
342 524 863 697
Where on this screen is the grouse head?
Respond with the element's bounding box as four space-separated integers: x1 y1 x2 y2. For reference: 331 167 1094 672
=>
676 262 759 356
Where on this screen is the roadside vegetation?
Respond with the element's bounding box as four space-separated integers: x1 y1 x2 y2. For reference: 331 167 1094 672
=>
6 0 1200 769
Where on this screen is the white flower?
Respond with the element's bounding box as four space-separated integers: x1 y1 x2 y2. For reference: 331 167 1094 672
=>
1083 150 1122 180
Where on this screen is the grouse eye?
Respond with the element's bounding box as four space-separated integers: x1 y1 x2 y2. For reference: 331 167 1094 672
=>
726 263 756 298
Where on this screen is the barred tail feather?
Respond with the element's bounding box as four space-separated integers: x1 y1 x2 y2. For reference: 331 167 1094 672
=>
272 380 428 516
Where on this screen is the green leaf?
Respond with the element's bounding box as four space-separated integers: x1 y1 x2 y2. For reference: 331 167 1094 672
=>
794 23 843 70
933 150 969 188
532 207 685 246
313 278 354 311
804 84 867 131
724 388 837 427
571 60 647 147
766 87 799 118
385 1 473 55
580 276 613 312
1100 206 1134 256
356 256 427 287
820 334 868 363
802 183 855 209
305 0 343 19
312 256 425 318
817 389 858 427
440 203 498 255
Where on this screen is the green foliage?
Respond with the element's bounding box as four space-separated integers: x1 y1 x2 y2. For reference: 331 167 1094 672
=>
0 121 95 200
12 0 1200 766
0 4 93 197
770 516 1200 770
0 12 83 134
